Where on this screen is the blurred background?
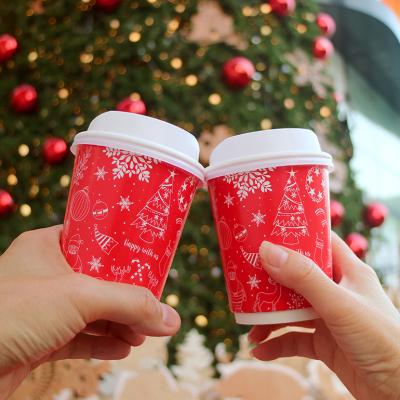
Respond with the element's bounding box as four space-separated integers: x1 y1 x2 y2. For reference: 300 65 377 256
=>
0 0 399 399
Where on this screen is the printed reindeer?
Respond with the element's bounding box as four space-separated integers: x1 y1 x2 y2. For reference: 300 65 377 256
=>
253 277 282 312
111 264 131 283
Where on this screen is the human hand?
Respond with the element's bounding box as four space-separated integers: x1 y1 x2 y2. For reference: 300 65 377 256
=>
0 226 180 399
249 233 400 400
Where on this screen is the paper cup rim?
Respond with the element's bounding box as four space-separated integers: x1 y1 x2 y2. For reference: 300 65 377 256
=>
205 152 333 180
71 131 205 181
234 308 318 325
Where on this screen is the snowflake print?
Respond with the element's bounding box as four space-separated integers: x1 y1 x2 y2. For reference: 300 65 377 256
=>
74 147 91 186
117 196 133 211
94 166 108 181
223 168 274 201
251 210 266 227
103 147 159 182
305 167 326 203
247 275 261 290
88 256 104 273
287 292 307 310
224 193 234 208
177 175 196 213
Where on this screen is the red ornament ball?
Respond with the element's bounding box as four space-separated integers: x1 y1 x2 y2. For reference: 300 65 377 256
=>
11 84 38 113
330 199 345 227
95 0 121 12
317 13 336 37
222 57 255 89
364 203 388 228
345 233 368 259
0 34 18 64
313 37 334 60
116 97 147 114
269 0 296 16
43 137 68 165
0 190 14 217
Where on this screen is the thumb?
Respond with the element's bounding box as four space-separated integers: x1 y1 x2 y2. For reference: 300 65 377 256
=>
67 274 181 337
259 241 355 323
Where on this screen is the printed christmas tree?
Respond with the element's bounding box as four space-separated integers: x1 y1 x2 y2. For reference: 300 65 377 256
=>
132 171 175 244
271 170 309 245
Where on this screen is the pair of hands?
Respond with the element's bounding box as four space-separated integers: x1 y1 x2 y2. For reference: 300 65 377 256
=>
0 226 399 400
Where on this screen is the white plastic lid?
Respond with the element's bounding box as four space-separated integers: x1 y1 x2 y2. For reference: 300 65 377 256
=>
206 128 333 179
71 111 204 180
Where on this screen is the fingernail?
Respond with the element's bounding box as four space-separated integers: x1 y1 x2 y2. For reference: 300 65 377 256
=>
260 241 288 268
161 303 178 328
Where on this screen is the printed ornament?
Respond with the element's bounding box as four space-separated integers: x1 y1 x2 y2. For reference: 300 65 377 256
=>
0 34 18 63
270 0 296 17
95 0 120 12
363 202 387 228
11 84 38 113
330 199 345 227
70 187 90 221
218 217 233 250
222 56 255 89
345 232 368 259
313 37 334 60
0 189 14 217
317 13 337 37
132 172 174 243
234 224 248 242
116 97 147 115
42 137 68 165
186 0 247 49
92 199 109 220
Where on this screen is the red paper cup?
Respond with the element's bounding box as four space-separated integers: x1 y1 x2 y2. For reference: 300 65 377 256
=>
61 111 204 299
206 129 333 325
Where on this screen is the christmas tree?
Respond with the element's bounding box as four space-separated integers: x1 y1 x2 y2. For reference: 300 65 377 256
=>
271 169 309 245
132 171 174 244
172 329 214 396
0 0 367 355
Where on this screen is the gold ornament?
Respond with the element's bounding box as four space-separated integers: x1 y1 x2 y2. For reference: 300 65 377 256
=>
186 0 247 49
29 0 44 15
20 204 32 217
198 124 233 165
195 315 208 327
208 93 222 105
18 144 29 157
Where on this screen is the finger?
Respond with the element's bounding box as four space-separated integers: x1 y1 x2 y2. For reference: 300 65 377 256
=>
259 241 357 324
84 320 146 347
68 274 181 337
251 332 317 361
331 232 371 282
248 320 316 344
48 333 131 361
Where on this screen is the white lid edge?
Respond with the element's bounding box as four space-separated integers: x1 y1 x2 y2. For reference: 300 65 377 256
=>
205 152 334 180
234 307 318 325
71 131 205 181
